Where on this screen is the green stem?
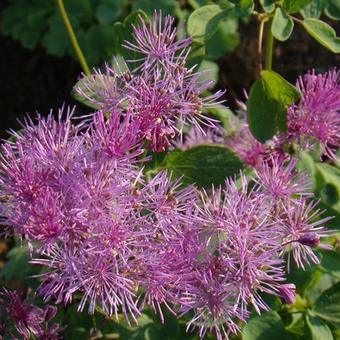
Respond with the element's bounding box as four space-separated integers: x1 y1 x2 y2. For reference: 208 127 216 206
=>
257 17 267 74
55 0 90 75
264 19 274 70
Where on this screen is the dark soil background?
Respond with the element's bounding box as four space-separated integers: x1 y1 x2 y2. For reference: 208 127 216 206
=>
0 9 339 139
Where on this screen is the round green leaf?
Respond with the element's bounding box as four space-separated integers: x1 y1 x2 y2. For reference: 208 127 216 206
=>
302 18 340 53
131 0 177 16
272 7 294 41
319 250 340 279
229 0 254 16
1 245 30 280
205 16 240 59
72 74 116 109
197 60 219 88
283 0 313 13
300 0 325 19
165 145 245 188
187 5 225 44
325 0 340 20
313 282 340 325
95 0 123 24
260 0 276 13
247 70 300 142
306 313 333 340
242 312 289 340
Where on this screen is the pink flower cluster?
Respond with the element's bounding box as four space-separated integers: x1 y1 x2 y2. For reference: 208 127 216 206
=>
0 11 335 340
0 289 62 339
215 70 339 167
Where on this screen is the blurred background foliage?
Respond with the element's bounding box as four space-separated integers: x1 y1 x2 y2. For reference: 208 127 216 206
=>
0 0 240 66
0 0 338 138
0 0 340 339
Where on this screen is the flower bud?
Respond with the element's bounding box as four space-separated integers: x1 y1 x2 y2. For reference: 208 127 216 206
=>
298 232 320 247
279 283 296 305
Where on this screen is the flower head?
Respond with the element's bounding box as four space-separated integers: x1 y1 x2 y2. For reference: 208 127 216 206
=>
123 11 192 70
287 69 340 158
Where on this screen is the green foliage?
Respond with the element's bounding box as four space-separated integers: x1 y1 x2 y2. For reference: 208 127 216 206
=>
164 145 245 188
229 0 254 17
0 0 242 67
300 0 324 19
283 0 312 13
0 244 30 281
305 313 333 340
242 311 289 340
187 5 227 44
260 0 276 13
0 0 178 66
325 0 340 21
247 70 300 142
272 8 294 41
313 282 340 325
302 18 340 53
1 1 340 339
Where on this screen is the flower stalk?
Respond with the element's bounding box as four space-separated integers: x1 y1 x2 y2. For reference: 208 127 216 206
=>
264 19 274 70
55 0 90 75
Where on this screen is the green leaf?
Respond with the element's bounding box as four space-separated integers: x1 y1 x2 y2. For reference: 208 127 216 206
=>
297 151 316 188
229 0 254 16
317 201 340 230
283 0 312 13
81 24 116 65
325 0 340 20
306 313 333 340
197 60 219 88
95 0 124 24
206 15 240 59
319 250 340 279
1 245 30 280
64 0 92 23
286 259 318 295
131 0 177 16
123 9 149 27
313 282 340 325
186 41 206 69
64 304 92 339
285 313 306 337
305 271 339 303
165 145 245 188
272 7 294 41
112 10 149 62
302 18 340 53
208 105 239 131
242 311 289 340
145 152 167 174
187 5 226 44
300 0 325 19
315 163 340 211
247 70 300 142
260 0 276 13
72 74 115 109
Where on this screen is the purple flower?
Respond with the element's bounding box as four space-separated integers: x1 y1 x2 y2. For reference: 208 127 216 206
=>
174 125 224 150
179 271 245 340
278 283 296 304
279 200 332 269
223 112 269 168
123 11 192 71
0 289 62 340
287 69 340 159
253 156 311 201
0 10 335 340
74 12 223 152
